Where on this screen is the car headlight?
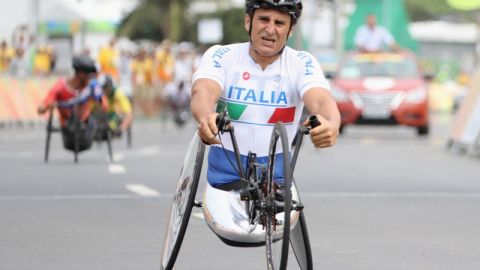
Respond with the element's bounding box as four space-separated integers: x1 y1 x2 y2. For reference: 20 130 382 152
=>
404 87 427 103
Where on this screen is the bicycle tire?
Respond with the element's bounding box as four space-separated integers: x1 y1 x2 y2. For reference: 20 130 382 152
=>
290 211 313 270
160 132 205 270
100 112 114 162
127 125 132 148
73 106 80 163
106 129 113 162
44 108 54 163
265 122 292 270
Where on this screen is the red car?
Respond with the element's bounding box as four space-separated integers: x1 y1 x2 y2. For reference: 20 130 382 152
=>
329 51 430 136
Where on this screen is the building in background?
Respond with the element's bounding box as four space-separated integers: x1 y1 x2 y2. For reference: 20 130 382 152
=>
410 21 477 75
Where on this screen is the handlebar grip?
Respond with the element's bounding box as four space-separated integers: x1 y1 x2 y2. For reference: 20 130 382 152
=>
216 110 230 133
308 115 321 128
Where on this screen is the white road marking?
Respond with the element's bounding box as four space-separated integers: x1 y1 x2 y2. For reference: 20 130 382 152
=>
109 164 126 174
139 146 161 155
125 184 160 197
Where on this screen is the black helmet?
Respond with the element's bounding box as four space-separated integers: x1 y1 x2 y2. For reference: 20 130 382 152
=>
246 0 302 23
72 55 97 73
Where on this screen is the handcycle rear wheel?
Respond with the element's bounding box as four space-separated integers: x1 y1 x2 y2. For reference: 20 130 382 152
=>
265 122 292 270
99 114 114 162
73 105 81 163
160 132 205 270
44 107 55 163
126 124 132 148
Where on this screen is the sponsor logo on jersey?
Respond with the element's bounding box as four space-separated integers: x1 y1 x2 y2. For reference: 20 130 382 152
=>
242 72 251 80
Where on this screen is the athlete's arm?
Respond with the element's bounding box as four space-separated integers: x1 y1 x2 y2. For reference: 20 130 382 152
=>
303 87 341 148
190 78 222 145
37 81 60 114
117 92 133 131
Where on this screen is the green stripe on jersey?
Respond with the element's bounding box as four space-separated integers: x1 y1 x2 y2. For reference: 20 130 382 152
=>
226 102 247 120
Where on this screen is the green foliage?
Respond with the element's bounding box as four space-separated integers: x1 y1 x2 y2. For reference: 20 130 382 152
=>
117 1 166 41
405 0 475 21
117 0 191 42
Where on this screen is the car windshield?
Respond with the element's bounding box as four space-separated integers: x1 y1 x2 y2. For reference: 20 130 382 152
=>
338 54 419 79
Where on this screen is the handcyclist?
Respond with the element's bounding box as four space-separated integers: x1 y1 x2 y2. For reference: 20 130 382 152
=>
37 55 107 151
97 74 133 137
191 0 341 189
165 80 191 127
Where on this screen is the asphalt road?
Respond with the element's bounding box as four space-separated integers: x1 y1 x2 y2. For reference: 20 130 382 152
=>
1 114 480 270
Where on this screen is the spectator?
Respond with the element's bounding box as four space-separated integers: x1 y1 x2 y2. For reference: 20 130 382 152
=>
155 39 175 84
33 45 51 76
118 49 134 101
46 44 57 73
0 40 15 73
131 47 155 117
97 38 119 79
354 13 397 53
173 42 195 84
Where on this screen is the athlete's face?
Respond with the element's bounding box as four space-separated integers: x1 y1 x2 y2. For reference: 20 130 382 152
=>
245 8 293 58
76 71 95 88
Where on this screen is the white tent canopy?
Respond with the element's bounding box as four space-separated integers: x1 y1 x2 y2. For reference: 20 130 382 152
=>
39 0 136 23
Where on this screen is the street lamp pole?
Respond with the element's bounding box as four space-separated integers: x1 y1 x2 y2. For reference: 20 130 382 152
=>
30 0 40 46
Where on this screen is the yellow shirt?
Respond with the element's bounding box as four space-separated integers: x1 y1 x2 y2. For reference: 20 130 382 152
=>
107 89 132 115
131 58 154 86
0 47 15 72
34 48 50 74
155 50 174 82
97 46 119 78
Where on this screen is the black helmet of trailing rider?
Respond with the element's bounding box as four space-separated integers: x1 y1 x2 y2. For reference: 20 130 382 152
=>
72 55 97 74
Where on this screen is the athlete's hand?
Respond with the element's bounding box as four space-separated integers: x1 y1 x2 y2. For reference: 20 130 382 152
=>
197 113 221 145
37 104 53 114
304 114 339 148
37 105 47 114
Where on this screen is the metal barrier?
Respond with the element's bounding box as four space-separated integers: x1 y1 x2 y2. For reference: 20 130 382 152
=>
0 76 57 128
446 68 480 158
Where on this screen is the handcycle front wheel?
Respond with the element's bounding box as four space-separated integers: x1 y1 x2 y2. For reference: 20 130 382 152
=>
160 132 205 270
265 122 292 270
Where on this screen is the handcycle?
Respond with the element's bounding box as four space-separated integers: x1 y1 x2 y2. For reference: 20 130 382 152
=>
160 105 320 270
44 101 114 163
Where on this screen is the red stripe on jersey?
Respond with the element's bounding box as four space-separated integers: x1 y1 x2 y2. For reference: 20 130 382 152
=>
267 107 296 124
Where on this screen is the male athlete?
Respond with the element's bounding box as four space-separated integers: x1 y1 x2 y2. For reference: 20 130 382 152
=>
38 55 106 151
191 0 340 188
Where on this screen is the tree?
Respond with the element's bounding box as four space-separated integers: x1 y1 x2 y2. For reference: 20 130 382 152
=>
117 0 191 42
405 0 476 22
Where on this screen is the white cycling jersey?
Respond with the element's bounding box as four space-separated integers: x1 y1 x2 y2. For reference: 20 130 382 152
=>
193 42 330 157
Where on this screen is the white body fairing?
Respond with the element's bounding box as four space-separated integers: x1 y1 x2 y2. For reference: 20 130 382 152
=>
202 182 300 246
